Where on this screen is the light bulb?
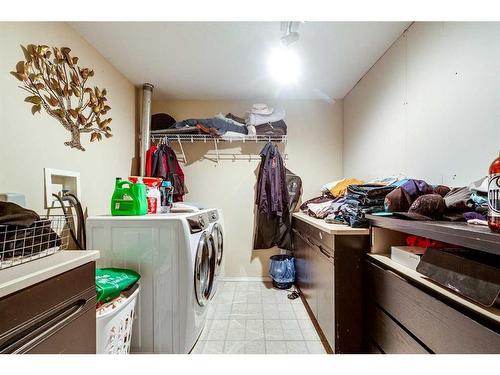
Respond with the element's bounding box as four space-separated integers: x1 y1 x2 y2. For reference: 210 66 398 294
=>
267 46 300 85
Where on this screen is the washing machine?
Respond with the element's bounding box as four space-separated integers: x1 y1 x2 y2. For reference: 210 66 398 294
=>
86 208 224 354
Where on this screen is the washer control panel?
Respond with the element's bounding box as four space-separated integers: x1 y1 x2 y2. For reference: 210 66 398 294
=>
208 210 219 223
187 210 219 233
187 213 208 233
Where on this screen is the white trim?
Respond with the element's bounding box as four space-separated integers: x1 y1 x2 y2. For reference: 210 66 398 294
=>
218 276 272 282
44 168 81 209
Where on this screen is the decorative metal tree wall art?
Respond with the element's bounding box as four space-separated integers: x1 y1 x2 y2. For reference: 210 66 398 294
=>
11 44 112 151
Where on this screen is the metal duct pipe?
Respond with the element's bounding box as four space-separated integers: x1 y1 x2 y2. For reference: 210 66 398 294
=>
140 83 154 176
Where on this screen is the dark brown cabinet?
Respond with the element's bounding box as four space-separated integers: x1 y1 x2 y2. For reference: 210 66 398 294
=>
364 216 500 354
0 262 96 354
365 258 500 354
292 214 369 353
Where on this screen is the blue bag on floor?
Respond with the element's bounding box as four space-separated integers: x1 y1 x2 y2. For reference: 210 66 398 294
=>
269 254 295 289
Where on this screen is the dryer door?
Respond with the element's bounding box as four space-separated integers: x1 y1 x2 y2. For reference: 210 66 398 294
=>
194 232 213 307
211 223 224 274
209 223 223 300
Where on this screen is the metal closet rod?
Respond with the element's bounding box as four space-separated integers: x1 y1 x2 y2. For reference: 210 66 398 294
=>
150 134 288 164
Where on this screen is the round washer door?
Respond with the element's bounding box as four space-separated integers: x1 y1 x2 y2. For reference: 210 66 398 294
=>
194 232 214 306
211 223 224 274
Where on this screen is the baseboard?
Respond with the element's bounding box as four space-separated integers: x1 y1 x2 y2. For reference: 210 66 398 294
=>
218 276 272 282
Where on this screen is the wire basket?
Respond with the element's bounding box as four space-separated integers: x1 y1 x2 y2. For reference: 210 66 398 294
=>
0 214 72 269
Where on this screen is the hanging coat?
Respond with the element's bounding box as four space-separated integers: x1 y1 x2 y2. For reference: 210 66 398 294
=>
149 144 188 202
253 143 301 251
255 142 288 217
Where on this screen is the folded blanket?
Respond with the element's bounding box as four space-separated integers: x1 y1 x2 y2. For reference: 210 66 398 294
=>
0 202 39 227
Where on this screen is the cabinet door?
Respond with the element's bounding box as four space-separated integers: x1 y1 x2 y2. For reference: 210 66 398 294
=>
316 247 335 350
292 229 308 290
293 230 317 316
307 242 321 320
318 253 335 350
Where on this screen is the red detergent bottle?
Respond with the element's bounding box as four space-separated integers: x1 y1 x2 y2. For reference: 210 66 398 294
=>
488 151 500 232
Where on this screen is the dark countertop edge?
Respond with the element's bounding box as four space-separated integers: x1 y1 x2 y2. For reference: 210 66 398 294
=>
366 214 500 256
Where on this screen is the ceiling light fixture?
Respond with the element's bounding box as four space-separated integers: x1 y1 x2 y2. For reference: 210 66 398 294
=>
267 22 301 85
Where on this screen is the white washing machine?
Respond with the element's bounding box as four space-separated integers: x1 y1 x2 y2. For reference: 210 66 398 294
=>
86 209 224 353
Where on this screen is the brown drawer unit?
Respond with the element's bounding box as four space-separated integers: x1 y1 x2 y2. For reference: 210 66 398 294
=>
365 259 500 354
367 301 428 354
0 262 96 354
292 215 369 353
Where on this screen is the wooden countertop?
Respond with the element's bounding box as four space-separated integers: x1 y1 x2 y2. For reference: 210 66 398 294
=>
0 250 99 298
292 211 370 235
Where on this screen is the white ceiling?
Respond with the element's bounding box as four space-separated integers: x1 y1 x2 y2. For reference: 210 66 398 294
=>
70 22 409 101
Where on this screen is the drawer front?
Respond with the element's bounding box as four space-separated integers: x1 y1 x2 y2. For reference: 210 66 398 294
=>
0 262 95 338
308 228 334 254
293 218 334 254
366 260 500 353
364 337 384 354
25 307 96 354
367 301 428 354
2 292 96 353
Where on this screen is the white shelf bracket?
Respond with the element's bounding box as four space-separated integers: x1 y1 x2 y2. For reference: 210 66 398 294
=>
177 135 187 163
214 138 219 163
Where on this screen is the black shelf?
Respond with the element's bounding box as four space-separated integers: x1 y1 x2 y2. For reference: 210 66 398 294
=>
366 214 500 256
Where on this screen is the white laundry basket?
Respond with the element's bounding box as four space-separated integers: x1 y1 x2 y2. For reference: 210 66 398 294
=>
96 285 140 354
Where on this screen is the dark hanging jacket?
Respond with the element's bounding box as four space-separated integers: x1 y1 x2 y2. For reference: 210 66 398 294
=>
150 144 188 202
255 143 288 217
254 144 301 251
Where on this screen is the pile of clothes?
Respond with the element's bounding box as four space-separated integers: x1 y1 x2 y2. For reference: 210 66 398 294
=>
149 103 287 138
300 178 397 227
301 176 491 228
0 202 61 259
386 177 489 225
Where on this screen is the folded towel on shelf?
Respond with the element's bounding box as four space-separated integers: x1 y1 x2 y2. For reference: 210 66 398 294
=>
247 108 286 126
221 131 247 140
225 113 246 124
255 120 287 136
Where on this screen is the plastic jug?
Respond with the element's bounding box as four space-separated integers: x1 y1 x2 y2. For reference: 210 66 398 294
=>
160 180 174 213
134 177 148 215
111 177 148 216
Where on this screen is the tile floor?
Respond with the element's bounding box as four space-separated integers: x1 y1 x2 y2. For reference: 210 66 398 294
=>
192 281 328 354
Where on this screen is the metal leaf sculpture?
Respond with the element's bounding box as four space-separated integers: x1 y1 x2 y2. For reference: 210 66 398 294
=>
11 44 112 151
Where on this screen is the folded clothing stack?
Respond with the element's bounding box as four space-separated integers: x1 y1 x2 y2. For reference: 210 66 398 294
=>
333 184 396 227
245 104 287 136
299 194 345 219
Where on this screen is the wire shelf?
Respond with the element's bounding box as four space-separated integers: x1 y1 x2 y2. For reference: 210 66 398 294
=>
150 133 287 143
150 133 287 163
0 214 72 269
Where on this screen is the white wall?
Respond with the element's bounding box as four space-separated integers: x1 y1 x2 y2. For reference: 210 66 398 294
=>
152 100 343 277
344 22 500 186
0 22 138 216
